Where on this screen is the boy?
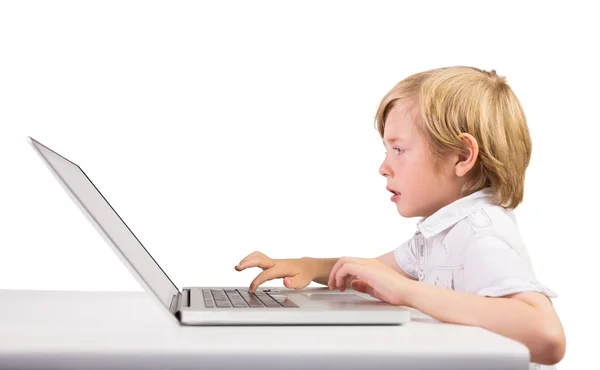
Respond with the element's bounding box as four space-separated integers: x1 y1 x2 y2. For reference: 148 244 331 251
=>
235 66 566 368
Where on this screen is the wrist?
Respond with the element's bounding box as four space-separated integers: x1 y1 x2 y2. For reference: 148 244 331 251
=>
402 278 420 308
300 257 321 279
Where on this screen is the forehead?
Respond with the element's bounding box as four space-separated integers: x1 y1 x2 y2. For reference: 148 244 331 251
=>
383 102 419 144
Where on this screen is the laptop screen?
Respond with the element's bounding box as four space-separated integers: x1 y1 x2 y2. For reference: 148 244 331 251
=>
29 137 180 312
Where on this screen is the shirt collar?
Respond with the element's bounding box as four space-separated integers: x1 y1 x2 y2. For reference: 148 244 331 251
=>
416 187 495 238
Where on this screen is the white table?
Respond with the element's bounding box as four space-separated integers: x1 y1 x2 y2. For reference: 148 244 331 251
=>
0 288 530 369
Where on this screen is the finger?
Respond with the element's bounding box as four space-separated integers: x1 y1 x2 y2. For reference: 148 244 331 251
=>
335 263 359 290
235 257 274 271
335 263 349 290
364 283 383 301
328 257 361 289
350 279 368 293
248 267 285 293
236 251 268 268
360 280 375 296
343 272 361 292
238 251 265 263
350 280 381 300
340 273 353 292
327 259 344 289
283 275 309 289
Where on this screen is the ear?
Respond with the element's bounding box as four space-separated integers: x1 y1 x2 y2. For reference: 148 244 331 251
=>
455 133 479 177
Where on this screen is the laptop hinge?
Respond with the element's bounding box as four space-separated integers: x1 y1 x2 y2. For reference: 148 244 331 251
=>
169 291 182 314
169 289 190 315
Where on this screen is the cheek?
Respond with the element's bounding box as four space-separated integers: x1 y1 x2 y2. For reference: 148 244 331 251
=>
401 153 428 177
401 154 440 188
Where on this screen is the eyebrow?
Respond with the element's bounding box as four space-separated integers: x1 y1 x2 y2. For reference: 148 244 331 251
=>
383 136 404 145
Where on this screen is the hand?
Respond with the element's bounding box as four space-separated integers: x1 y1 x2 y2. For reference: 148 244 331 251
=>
235 251 316 293
327 256 413 306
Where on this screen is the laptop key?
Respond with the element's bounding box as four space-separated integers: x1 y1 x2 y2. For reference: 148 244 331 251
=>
215 300 232 308
280 299 298 308
270 295 298 307
257 295 281 308
263 300 281 308
237 292 266 307
247 297 265 307
241 295 265 307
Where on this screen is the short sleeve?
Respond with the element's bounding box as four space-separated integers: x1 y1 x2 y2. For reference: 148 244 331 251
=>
464 235 557 298
394 236 419 279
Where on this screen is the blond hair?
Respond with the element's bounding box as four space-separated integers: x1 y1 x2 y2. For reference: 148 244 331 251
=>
375 66 531 209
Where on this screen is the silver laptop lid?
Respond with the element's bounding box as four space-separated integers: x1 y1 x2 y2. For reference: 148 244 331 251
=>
28 137 180 318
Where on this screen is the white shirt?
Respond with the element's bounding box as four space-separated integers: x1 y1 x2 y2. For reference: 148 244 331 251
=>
394 187 557 370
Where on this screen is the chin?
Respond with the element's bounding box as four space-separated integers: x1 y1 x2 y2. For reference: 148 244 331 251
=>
396 203 424 219
396 205 413 218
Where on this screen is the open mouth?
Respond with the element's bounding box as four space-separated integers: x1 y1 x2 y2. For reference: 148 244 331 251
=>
386 186 401 199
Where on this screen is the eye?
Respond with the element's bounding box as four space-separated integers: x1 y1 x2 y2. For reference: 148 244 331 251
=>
393 147 405 155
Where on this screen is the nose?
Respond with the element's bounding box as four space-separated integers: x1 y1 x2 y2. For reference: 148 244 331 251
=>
379 156 391 177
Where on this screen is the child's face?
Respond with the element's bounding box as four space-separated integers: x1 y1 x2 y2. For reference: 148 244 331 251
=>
379 103 460 218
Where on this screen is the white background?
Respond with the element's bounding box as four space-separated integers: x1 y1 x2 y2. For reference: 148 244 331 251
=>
1 1 597 368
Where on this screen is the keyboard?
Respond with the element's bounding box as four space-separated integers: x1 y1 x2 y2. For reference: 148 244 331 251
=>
202 289 298 308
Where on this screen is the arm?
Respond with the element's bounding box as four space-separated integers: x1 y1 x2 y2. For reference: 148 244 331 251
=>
404 281 566 365
307 249 415 287
307 258 340 286
236 251 409 292
375 250 417 280
327 240 566 365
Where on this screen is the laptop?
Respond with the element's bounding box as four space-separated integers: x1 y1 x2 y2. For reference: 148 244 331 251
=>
27 136 411 326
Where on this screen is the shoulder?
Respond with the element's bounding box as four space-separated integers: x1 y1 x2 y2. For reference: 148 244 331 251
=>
445 204 527 256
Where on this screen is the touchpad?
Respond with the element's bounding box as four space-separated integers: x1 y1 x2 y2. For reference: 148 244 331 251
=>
308 293 366 301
